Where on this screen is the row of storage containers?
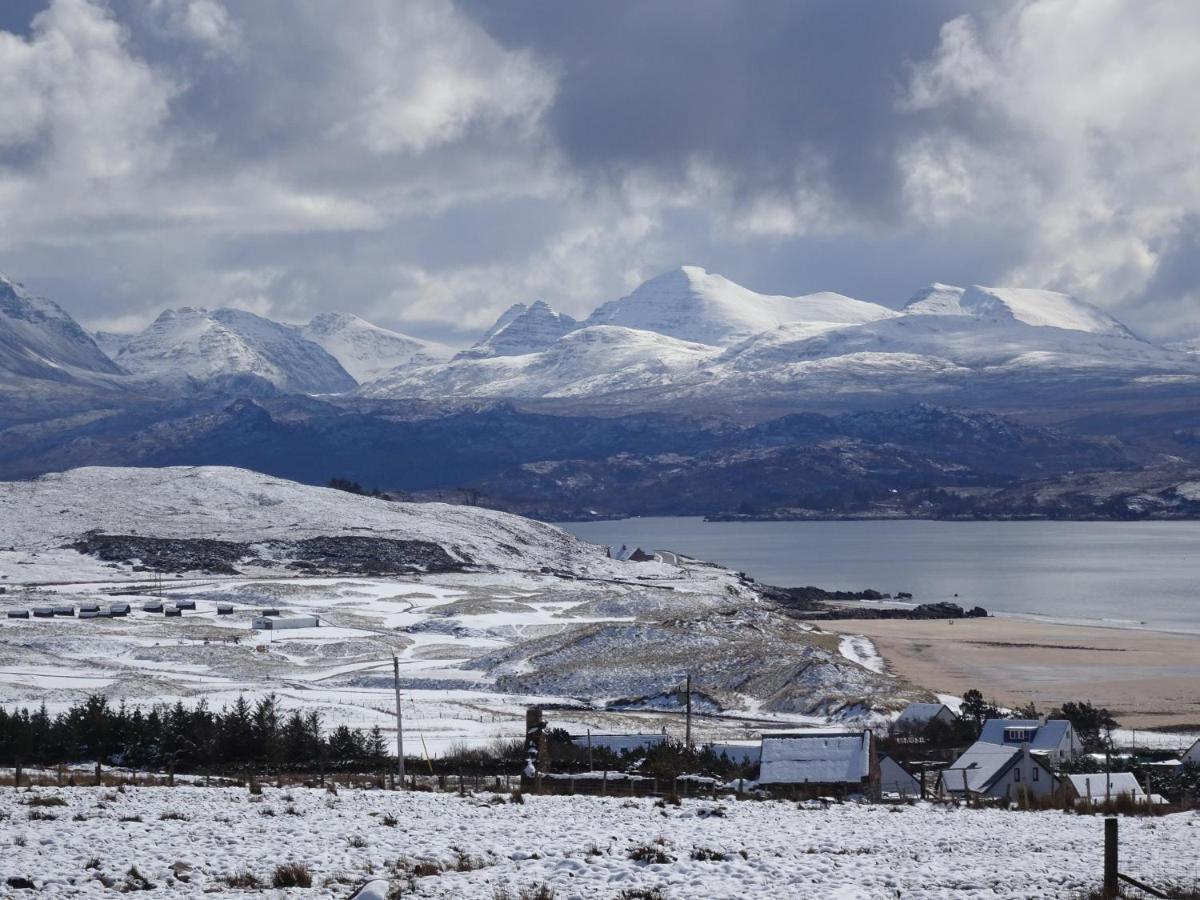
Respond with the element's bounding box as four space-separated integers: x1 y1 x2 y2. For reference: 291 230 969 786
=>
7 600 236 619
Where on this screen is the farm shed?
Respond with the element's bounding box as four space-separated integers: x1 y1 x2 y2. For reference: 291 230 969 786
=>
142 601 163 612
757 730 879 797
109 603 130 617
53 606 74 616
164 607 182 618
174 599 196 610
32 607 55 618
1065 773 1149 807
7 609 28 619
216 603 234 615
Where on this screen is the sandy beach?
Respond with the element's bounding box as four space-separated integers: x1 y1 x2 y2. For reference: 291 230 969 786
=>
820 615 1200 731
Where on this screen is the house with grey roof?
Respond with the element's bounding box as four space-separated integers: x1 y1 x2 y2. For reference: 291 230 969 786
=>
938 741 1059 801
1182 738 1200 767
757 730 878 797
879 754 921 797
1065 773 1148 808
977 718 1082 763
894 702 957 733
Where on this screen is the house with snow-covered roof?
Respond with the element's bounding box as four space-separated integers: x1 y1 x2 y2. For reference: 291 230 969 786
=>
757 730 878 797
938 741 1059 801
894 702 957 733
977 718 1082 763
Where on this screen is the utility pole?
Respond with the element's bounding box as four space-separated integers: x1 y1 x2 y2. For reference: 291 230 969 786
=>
684 673 692 763
392 655 406 789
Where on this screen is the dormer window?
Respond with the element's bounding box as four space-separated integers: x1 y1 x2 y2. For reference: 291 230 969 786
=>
1004 727 1035 743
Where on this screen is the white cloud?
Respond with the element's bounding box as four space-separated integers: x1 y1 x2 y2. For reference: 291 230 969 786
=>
901 0 1200 334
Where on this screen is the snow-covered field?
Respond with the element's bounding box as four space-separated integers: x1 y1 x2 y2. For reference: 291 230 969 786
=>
2 785 1196 898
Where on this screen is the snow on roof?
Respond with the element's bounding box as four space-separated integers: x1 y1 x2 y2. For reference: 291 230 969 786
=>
978 719 1075 752
1066 773 1144 799
758 731 871 785
942 741 1025 794
896 702 954 726
880 755 920 795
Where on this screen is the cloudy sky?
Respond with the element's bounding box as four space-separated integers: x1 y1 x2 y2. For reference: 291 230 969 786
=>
1 0 1197 344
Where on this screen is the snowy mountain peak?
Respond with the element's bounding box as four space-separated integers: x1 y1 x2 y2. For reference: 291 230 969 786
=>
457 299 578 359
0 274 123 381
585 266 896 347
904 282 1134 338
301 312 452 383
107 306 356 393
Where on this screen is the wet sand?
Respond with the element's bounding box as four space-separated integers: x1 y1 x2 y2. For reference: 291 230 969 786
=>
819 616 1200 729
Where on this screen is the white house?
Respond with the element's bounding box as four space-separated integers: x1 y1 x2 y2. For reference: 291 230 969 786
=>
895 702 957 733
939 742 1059 801
976 719 1082 763
757 730 877 795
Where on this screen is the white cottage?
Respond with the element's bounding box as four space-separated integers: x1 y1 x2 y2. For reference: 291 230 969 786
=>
757 730 878 796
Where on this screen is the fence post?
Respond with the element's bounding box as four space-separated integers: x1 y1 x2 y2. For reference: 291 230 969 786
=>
1104 817 1118 899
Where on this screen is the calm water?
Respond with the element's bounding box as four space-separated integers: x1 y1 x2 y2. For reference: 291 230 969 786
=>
557 518 1200 633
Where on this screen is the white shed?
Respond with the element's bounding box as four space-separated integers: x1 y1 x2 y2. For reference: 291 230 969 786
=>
880 755 921 797
253 615 319 631
757 730 876 793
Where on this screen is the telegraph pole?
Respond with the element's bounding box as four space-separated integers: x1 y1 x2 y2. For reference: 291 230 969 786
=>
393 655 406 789
684 673 692 763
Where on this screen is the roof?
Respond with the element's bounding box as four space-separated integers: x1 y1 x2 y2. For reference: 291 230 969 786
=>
1066 773 1144 799
880 755 921 795
758 731 871 785
1182 738 1200 763
941 740 1057 794
978 719 1076 752
896 702 954 726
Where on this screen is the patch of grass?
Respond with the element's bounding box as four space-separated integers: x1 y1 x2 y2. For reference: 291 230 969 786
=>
248 781 263 796
118 814 143 823
690 847 729 862
218 871 262 889
493 885 556 900
655 793 682 808
159 811 187 821
381 814 398 827
272 862 312 889
72 813 88 822
285 805 302 816
410 861 442 878
628 843 674 864
509 788 525 804
259 807 276 817
24 796 67 807
85 858 101 870
347 835 368 848
122 865 155 891
28 810 57 821
618 889 669 900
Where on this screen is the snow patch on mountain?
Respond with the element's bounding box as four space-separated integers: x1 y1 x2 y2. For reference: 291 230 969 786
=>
363 325 718 400
301 312 452 382
0 275 124 382
457 300 578 359
106 307 356 393
585 266 897 347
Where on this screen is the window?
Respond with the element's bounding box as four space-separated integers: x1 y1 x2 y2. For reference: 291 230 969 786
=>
1032 767 1039 782
1014 768 1021 782
1004 728 1035 743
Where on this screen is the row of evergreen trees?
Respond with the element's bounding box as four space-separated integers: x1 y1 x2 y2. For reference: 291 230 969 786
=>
0 694 391 774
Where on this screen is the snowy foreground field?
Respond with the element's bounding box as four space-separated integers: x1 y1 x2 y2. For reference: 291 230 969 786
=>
2 786 1198 899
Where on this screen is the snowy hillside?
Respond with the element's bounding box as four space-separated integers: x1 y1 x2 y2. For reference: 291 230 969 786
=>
456 300 578 359
104 307 356 393
301 312 452 382
364 325 719 400
584 265 897 346
0 275 124 383
0 465 609 574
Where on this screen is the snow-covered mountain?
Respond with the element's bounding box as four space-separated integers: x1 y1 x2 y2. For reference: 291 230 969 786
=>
0 275 124 383
457 300 578 359
365 325 718 400
904 283 1136 338
300 312 452 382
584 265 897 346
104 307 356 394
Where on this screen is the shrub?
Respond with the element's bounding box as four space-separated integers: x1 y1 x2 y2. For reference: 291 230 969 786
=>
690 847 728 862
159 811 187 821
24 796 67 807
618 889 669 900
348 835 368 848
248 782 263 796
220 871 263 889
628 844 674 864
411 861 442 878
381 814 398 827
119 814 143 823
272 862 312 888
509 789 525 805
123 866 155 891
28 810 56 821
